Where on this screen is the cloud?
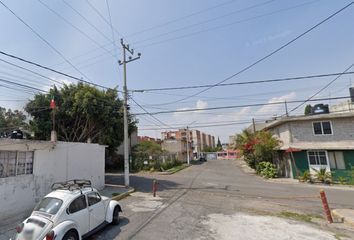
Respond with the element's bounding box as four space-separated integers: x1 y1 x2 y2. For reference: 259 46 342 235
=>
196 100 208 109
169 99 252 142
257 92 296 115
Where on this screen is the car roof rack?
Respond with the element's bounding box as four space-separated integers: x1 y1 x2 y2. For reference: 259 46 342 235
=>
51 179 92 192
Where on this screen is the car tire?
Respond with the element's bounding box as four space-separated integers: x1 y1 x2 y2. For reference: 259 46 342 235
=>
63 230 78 240
112 206 120 225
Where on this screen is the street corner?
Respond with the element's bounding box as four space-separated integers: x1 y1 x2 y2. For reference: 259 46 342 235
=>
200 212 341 240
126 192 165 213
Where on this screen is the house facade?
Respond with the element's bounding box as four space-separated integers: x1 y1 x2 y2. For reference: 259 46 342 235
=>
0 139 105 222
161 139 192 162
265 112 354 180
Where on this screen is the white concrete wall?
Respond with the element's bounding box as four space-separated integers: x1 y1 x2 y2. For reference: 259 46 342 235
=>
0 140 105 221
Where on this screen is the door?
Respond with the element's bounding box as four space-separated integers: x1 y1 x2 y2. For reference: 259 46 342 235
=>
87 192 105 231
68 195 90 235
307 151 331 175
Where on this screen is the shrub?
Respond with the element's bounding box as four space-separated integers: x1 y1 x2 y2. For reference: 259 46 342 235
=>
299 170 312 183
312 168 332 184
337 176 347 185
256 161 277 179
160 159 182 172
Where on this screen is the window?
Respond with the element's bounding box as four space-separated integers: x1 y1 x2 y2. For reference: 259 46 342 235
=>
87 192 101 206
322 122 332 134
0 151 34 178
68 195 87 214
34 197 63 215
308 151 328 166
328 151 345 170
313 121 332 135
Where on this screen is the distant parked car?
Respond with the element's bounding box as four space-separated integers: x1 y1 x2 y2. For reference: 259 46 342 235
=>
15 180 122 240
199 156 207 162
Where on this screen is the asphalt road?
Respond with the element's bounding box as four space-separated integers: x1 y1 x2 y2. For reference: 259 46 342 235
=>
90 160 354 240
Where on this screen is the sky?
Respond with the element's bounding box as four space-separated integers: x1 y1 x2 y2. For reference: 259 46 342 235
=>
0 0 353 143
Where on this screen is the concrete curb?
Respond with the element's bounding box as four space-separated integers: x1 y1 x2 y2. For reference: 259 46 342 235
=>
331 209 354 227
156 164 190 175
111 187 135 201
235 159 257 175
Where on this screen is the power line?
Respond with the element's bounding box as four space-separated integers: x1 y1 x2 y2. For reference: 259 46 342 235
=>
132 86 326 107
127 0 238 37
62 0 116 47
85 0 125 40
136 0 319 49
132 71 354 92
132 0 276 45
139 118 269 127
0 72 52 91
133 96 350 116
0 77 47 93
137 114 166 129
139 121 257 131
37 0 116 59
129 96 171 128
0 58 63 85
145 1 354 106
289 63 354 113
105 0 119 59
0 0 93 82
0 84 36 95
0 50 115 90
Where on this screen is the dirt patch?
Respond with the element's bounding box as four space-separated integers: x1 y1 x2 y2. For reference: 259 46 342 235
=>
202 213 339 240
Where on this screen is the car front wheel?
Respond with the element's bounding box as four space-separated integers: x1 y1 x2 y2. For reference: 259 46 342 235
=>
112 206 120 225
63 230 78 240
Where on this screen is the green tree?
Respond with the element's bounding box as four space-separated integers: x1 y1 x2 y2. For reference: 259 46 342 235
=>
0 107 28 136
25 83 136 152
253 131 280 163
132 140 163 170
234 129 280 169
235 129 257 168
217 137 222 149
304 104 312 115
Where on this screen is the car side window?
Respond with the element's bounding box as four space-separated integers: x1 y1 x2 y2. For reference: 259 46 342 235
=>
87 192 101 206
68 195 87 214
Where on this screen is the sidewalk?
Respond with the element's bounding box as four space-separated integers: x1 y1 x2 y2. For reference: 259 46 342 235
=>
236 159 354 191
332 209 354 228
0 184 134 240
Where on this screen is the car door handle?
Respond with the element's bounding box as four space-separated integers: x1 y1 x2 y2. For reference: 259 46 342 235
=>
89 209 93 212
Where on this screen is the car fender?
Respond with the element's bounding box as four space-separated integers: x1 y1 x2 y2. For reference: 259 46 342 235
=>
48 220 82 240
106 200 122 223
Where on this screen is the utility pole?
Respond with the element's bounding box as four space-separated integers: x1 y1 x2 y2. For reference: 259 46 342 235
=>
50 96 57 142
118 39 141 187
285 100 289 117
186 127 190 165
252 118 256 133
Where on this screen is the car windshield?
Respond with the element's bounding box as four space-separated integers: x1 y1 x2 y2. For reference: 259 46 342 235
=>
34 197 63 215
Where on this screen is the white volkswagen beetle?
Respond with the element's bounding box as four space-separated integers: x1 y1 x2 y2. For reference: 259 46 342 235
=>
15 180 122 240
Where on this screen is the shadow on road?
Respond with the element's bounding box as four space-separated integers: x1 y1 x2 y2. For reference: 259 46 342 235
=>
105 175 181 193
190 160 206 165
88 217 130 240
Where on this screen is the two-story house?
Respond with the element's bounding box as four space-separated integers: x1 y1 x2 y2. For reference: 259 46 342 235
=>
265 112 354 181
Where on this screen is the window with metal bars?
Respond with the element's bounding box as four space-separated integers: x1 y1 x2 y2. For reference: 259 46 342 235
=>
0 151 34 178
